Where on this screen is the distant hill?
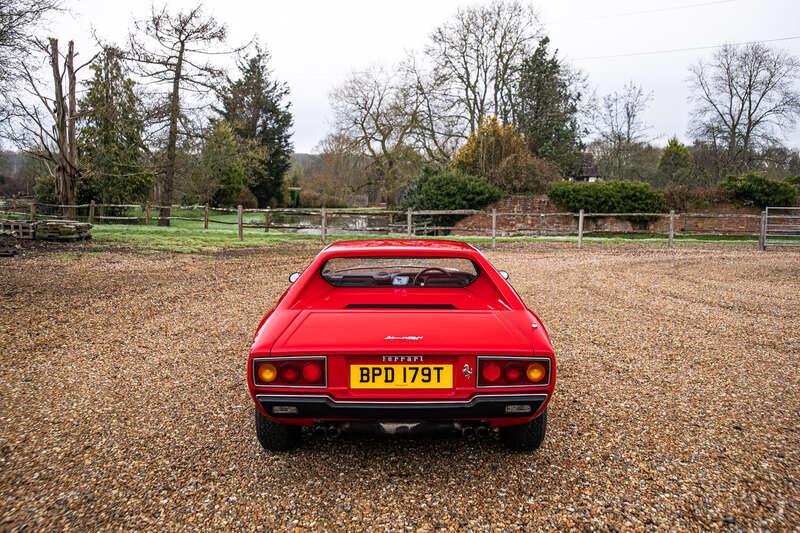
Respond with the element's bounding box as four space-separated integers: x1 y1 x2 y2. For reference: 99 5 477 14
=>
291 153 320 168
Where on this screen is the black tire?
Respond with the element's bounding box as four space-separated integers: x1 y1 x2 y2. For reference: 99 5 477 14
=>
500 409 547 451
254 408 302 452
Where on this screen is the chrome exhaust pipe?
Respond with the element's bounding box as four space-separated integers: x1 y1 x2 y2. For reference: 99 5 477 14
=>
476 426 490 439
462 426 476 442
325 425 342 440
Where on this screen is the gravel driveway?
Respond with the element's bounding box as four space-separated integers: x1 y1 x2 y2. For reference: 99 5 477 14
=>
1 243 798 530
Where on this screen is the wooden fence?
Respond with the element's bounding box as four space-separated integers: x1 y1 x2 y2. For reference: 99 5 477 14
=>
0 199 782 250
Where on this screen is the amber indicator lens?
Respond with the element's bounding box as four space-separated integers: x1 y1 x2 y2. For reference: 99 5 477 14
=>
477 358 549 386
254 359 325 386
256 363 277 383
526 362 547 384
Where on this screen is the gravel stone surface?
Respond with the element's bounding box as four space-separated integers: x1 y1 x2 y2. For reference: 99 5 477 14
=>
1 243 798 530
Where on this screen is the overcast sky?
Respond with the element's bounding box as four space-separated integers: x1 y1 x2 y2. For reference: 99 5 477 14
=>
50 0 800 153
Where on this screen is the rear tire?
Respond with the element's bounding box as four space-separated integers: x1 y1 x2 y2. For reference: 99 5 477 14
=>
500 409 547 451
254 408 302 451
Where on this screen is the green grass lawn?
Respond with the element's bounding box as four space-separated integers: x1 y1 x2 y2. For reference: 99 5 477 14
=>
84 218 776 253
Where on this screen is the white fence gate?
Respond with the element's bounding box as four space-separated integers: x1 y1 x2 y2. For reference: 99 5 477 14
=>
760 207 800 250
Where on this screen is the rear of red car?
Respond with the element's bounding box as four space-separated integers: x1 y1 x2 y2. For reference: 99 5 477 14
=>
247 240 556 451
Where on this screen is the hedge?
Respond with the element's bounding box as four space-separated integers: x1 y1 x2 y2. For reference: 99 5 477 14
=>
548 180 667 215
403 172 502 230
723 173 797 209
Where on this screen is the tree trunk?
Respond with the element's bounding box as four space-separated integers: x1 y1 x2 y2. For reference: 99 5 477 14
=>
65 41 79 220
160 42 185 226
49 38 80 220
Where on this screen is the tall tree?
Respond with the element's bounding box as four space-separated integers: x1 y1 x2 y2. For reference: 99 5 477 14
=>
424 0 542 134
78 46 152 204
218 45 293 207
128 5 242 225
0 0 60 128
515 36 584 174
11 39 89 218
329 67 421 203
592 81 653 180
689 42 800 178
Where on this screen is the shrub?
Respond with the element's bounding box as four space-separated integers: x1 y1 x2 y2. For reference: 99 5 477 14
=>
664 184 728 211
237 188 258 209
494 152 562 194
452 115 561 194
403 172 502 230
723 173 797 209
548 180 667 217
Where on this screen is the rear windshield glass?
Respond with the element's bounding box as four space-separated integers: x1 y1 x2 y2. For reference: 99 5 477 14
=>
321 257 479 288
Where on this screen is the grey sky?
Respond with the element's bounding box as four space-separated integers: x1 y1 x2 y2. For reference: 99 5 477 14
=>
52 0 800 153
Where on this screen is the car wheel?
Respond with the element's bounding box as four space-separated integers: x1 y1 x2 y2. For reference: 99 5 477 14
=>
254 408 302 451
500 408 547 451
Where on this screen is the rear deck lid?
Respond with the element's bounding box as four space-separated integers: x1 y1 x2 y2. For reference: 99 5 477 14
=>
270 310 532 355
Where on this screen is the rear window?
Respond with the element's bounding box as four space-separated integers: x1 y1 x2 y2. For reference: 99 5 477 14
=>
321 257 479 288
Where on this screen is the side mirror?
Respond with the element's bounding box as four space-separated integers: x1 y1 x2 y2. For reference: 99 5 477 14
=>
498 270 509 280
289 272 301 283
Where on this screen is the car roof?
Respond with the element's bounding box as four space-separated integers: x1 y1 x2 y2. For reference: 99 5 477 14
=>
323 239 478 254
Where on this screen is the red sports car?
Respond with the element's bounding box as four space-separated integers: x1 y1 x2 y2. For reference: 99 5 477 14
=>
247 239 556 451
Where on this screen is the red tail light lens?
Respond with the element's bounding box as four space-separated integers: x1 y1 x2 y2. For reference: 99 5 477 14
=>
253 358 326 387
481 362 502 383
302 362 322 382
477 358 550 387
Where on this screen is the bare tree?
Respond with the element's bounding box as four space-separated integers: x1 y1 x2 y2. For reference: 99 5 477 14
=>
401 55 464 165
689 42 800 177
9 38 94 218
0 0 60 128
127 5 244 224
592 81 653 180
423 1 542 135
330 67 421 203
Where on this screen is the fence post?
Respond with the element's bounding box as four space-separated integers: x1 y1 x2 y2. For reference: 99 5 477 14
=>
88 200 95 224
759 210 767 251
577 209 584 249
203 204 209 230
145 202 151 225
491 208 497 249
407 209 412 237
30 201 36 221
264 209 271 233
237 205 243 241
668 210 675 249
320 207 327 244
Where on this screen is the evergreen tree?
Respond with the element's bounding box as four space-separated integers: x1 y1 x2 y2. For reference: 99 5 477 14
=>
218 45 293 207
515 37 582 173
656 137 694 187
200 121 245 206
78 46 152 204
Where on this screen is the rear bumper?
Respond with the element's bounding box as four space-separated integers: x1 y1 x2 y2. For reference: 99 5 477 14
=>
256 393 547 421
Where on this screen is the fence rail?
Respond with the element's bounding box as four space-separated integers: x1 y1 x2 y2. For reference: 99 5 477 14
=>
1 199 796 250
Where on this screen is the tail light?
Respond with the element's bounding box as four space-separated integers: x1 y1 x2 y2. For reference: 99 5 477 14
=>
477 357 550 387
253 357 326 387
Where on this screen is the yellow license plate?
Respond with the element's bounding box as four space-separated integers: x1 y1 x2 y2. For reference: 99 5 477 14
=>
350 364 453 389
